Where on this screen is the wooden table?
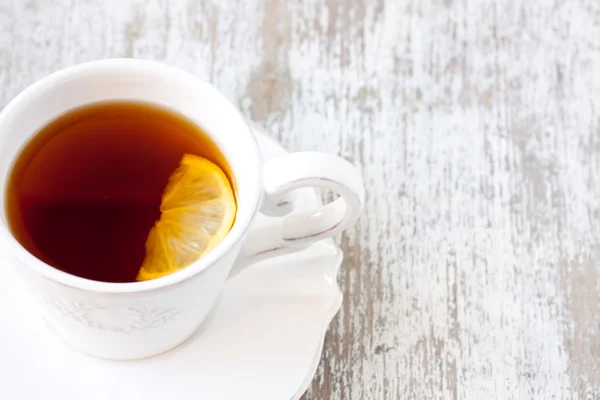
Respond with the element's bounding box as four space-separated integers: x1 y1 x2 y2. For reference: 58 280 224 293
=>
2 1 600 398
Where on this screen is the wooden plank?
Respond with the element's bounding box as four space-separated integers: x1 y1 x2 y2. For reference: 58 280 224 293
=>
1 0 600 398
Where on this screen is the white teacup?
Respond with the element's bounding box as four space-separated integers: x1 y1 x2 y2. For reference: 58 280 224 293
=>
0 59 364 360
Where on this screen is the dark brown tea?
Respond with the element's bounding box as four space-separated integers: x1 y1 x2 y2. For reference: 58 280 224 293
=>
6 102 231 283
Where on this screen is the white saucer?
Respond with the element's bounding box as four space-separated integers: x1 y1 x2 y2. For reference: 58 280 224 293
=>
0 127 343 400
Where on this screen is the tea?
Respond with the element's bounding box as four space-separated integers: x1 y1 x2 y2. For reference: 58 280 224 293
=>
6 102 231 283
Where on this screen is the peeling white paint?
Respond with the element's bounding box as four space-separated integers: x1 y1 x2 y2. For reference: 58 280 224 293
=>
1 0 600 399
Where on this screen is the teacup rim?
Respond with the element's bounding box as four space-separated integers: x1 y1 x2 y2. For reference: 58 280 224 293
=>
0 59 263 294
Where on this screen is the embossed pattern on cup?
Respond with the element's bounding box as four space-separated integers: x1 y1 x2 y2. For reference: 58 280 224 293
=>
44 297 182 334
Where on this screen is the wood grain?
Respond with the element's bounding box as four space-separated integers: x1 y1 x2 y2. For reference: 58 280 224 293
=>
2 0 600 398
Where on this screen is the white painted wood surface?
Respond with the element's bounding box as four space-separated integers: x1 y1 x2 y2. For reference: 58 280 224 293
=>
2 0 600 398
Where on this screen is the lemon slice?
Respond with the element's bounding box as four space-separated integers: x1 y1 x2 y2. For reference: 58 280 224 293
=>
136 154 236 281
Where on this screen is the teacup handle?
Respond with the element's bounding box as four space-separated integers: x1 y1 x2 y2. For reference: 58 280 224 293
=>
230 152 364 277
